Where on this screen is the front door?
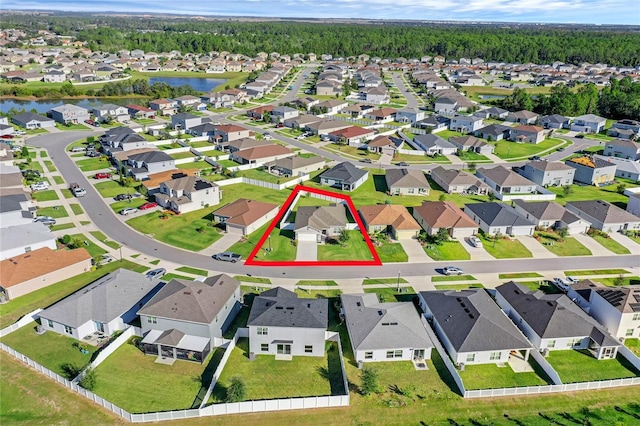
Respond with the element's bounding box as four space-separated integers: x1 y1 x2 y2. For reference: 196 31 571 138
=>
94 321 105 333
277 344 291 355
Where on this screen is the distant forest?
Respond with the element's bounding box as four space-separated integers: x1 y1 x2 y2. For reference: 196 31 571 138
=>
3 15 640 66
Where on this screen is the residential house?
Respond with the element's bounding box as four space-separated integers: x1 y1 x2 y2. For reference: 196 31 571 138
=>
507 110 539 125
385 168 430 196
155 176 220 214
364 108 397 123
512 200 591 234
571 114 606 134
320 162 369 191
126 104 155 119
92 104 129 123
610 119 640 135
0 247 92 301
0 222 56 261
495 282 620 360
266 155 325 177
341 293 433 364
138 275 242 364
328 126 375 146
230 144 294 165
413 134 457 155
213 124 252 142
449 135 494 155
358 204 421 239
306 120 351 136
316 99 349 115
49 104 90 125
222 137 272 153
0 190 36 228
482 107 509 119
213 198 280 236
434 98 458 115
589 286 640 339
395 108 425 125
594 155 640 182
476 166 538 196
315 80 342 96
171 113 202 131
464 202 536 236
247 287 327 357
174 95 203 110
419 289 534 366
343 103 376 119
362 86 390 104
43 70 66 83
628 194 640 217
541 114 571 130
450 115 484 133
246 105 275 120
565 200 640 232
294 97 320 111
38 269 163 341
603 139 640 160
149 98 177 116
517 160 576 187
189 122 218 137
283 114 324 130
0 165 23 190
271 106 299 123
100 127 149 154
509 125 546 144
11 112 55 129
294 204 347 242
565 156 617 186
367 135 403 155
141 169 199 195
607 127 635 140
413 201 478 239
127 150 176 180
430 166 490 194
417 115 451 132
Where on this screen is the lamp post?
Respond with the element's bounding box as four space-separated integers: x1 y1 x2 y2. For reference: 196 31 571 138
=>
397 270 401 292
268 235 272 253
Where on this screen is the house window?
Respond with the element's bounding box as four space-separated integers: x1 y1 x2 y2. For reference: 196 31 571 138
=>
408 188 415 194
305 345 313 353
466 353 476 362
257 327 268 335
625 329 634 337
633 313 640 321
386 350 395 359
64 325 73 335
261 344 269 352
489 352 501 360
386 350 402 358
566 338 581 347
547 340 556 348
47 319 53 328
364 352 373 359
147 316 157 324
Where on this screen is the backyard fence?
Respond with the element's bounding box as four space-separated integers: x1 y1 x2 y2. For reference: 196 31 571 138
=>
0 308 42 338
74 326 138 383
214 174 310 191
529 348 563 385
421 316 466 396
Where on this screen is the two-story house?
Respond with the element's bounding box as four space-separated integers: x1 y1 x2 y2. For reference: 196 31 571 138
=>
155 176 220 214
49 104 90 125
565 156 617 186
603 139 640 160
571 114 606 134
92 104 129 123
516 160 576 187
127 150 175 180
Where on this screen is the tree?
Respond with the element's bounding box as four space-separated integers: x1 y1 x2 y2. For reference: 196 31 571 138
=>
360 366 379 396
562 185 572 197
438 193 447 202
225 377 246 402
79 368 97 390
338 229 350 245
616 183 627 194
487 191 496 201
613 274 625 287
434 227 450 245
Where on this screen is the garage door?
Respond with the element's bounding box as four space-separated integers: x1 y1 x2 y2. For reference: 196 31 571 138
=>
297 232 318 242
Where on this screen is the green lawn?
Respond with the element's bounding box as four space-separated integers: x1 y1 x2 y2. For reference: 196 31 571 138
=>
625 339 640 357
0 321 98 378
110 197 149 213
75 157 112 172
456 150 490 162
31 190 59 202
478 234 532 259
294 289 343 299
94 180 128 198
363 287 416 303
535 232 592 256
459 360 551 390
176 266 208 276
322 144 381 161
43 160 57 172
434 283 485 290
227 224 297 262
546 350 640 383
67 234 107 258
69 204 84 215
235 276 271 284
52 175 65 185
61 189 74 199
210 338 344 402
596 276 640 287
177 160 215 170
297 280 338 286
565 269 629 276
50 223 75 231
363 278 409 285
591 234 631 254
88 231 120 250
515 281 562 294
93 341 220 413
318 231 376 261
0 259 146 329
549 183 630 207
498 272 543 279
161 273 194 281
170 151 197 160
493 138 565 160
424 240 471 261
432 275 477 282
237 168 296 184
37 206 68 218
374 242 409 263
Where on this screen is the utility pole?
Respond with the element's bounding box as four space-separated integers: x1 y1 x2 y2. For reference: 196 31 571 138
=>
397 270 401 292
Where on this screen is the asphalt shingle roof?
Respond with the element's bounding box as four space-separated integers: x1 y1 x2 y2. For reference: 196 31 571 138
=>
465 202 535 227
321 162 368 185
247 287 327 328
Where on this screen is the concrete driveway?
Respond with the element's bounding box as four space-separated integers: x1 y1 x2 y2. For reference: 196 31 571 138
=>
296 240 318 261
572 233 616 256
399 238 432 263
514 235 557 258
200 232 242 257
458 238 495 260
608 231 640 254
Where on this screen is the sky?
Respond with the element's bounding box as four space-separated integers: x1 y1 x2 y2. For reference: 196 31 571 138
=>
3 0 640 25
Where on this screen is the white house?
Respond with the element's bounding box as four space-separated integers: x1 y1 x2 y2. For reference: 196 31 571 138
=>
0 222 56 261
155 176 220 214
571 114 606 134
589 286 640 340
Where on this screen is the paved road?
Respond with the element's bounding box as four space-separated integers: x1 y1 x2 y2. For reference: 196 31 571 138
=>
391 73 420 109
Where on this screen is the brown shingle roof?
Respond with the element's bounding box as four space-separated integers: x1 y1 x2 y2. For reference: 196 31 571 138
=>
213 198 279 227
413 201 477 229
141 169 198 190
0 247 91 288
233 144 292 161
359 204 420 231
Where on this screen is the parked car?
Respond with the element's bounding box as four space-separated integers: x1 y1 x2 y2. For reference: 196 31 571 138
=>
529 155 542 161
114 193 132 201
396 162 409 166
70 182 86 197
557 147 565 152
468 236 483 248
30 182 50 191
119 207 138 216
22 169 41 178
275 123 284 128
15 130 26 136
565 276 580 284
94 172 112 179
33 216 56 225
139 202 158 210
145 268 166 279
0 134 14 139
212 252 242 263
70 146 86 153
575 134 585 139
86 151 100 158
359 158 373 163
84 119 95 126
442 266 464 276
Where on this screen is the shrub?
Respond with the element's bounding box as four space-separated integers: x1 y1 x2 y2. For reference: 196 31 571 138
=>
61 234 71 244
225 377 246 402
360 366 379 396
79 368 97 391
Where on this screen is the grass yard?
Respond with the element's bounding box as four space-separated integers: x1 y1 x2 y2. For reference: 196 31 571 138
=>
459 360 552 390
176 266 208 276
110 197 149 213
363 278 409 285
43 160 57 172
52 175 65 185
65 234 107 258
478 234 532 258
94 180 128 198
625 339 640 357
457 150 490 162
535 232 592 256
499 272 543 279
546 350 640 383
294 289 343 299
75 157 112 172
177 160 215 170
297 280 338 286
88 231 120 250
363 287 416 303
69 203 84 215
37 205 68 218
0 321 98 378
170 151 197 160
565 269 630 276
161 273 194 281
434 283 485 290
31 189 59 202
424 240 471 261
50 223 75 231
318 231 376 261
515 281 562 294
493 138 565 160
93 341 222 413
322 144 381 161
61 189 74 199
596 276 640 287
227 224 297 262
591 234 631 254
210 338 344 402
549 183 629 207
237 167 297 184
432 275 477 282
235 276 271 284
374 242 409 263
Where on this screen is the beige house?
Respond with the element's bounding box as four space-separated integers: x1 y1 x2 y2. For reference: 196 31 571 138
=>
385 168 430 196
213 199 280 235
358 204 420 239
155 176 220 214
412 201 478 239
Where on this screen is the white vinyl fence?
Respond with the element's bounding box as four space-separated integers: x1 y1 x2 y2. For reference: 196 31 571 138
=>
0 308 42 338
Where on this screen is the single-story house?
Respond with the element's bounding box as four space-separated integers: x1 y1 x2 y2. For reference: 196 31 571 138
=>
230 144 294 165
364 107 397 123
294 204 347 242
316 99 349 114
248 287 328 357
507 110 538 125
509 125 545 144
412 201 478 239
464 202 536 236
358 204 421 239
11 112 55 129
473 124 511 142
306 120 351 136
266 155 325 177
320 162 369 191
328 126 375 146
565 200 640 232
565 156 617 186
413 134 457 155
449 135 494 155
541 114 571 130
341 293 433 364
213 198 280 236
385 168 430 196
367 135 403 155
512 200 591 234
0 222 57 261
430 166 490 195
476 166 538 196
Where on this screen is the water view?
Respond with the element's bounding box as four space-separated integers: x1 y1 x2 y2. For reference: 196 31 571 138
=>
0 98 144 114
147 77 226 92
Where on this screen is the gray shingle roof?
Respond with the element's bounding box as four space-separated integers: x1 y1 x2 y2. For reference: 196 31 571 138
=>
321 162 368 184
513 200 570 222
465 202 535 227
414 134 456 150
38 269 162 328
247 287 327 329
0 222 54 252
128 150 173 164
477 166 537 187
294 204 346 232
420 289 532 352
0 192 29 213
341 293 433 351
385 168 429 188
137 274 240 324
566 200 640 224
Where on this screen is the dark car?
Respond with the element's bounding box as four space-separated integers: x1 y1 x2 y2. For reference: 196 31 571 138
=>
114 193 132 201
575 134 585 139
396 162 409 166
359 158 373 163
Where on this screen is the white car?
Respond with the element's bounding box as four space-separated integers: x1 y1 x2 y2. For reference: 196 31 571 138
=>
119 207 138 216
469 236 483 248
565 276 580 284
30 182 50 191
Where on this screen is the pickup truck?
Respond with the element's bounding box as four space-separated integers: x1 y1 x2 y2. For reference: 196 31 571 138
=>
69 182 86 197
212 252 242 263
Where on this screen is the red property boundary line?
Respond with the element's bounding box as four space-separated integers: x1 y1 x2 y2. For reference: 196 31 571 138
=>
244 185 382 267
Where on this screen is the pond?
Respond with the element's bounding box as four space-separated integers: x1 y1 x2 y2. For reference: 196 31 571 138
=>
147 77 226 92
0 98 144 114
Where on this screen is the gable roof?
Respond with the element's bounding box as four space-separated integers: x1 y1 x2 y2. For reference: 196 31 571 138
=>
329 126 374 139
414 201 477 229
477 166 537 187
430 166 489 189
128 150 173 164
541 114 570 124
233 144 292 161
420 289 533 352
12 112 53 124
368 135 403 148
414 134 456 150
385 168 429 188
162 176 216 192
213 198 279 227
294 204 347 232
341 293 432 351
359 204 420 230
247 287 327 329
465 202 535 227
137 274 240 324
510 110 538 120
38 269 162 328
321 162 368 184
215 124 249 133
566 200 640 224
525 160 574 172
512 125 544 133
594 287 640 314
270 155 324 171
0 222 55 252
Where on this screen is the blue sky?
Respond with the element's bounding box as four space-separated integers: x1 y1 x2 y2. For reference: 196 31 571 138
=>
3 0 639 25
